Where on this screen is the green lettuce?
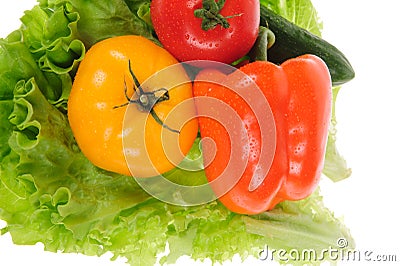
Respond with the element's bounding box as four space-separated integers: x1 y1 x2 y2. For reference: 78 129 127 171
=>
323 87 352 181
0 0 353 265
260 0 323 36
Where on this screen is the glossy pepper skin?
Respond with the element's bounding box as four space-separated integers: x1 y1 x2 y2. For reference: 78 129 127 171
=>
193 54 332 214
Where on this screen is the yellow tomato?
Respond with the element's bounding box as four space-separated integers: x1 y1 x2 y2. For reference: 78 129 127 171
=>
68 35 198 177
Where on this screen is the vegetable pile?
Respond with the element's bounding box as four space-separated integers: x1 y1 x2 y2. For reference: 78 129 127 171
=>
0 0 354 265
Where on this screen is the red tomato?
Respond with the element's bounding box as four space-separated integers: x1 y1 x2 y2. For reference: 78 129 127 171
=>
151 0 260 64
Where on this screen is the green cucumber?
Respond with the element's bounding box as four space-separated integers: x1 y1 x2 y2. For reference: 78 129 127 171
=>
260 5 355 86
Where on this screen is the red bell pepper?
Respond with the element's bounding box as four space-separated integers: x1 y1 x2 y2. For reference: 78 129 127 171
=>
193 54 332 214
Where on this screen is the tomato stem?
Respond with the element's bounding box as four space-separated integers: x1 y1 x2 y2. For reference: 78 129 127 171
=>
194 0 242 31
113 60 180 134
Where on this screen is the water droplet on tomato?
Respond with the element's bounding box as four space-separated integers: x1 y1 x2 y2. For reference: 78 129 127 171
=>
96 102 107 110
124 148 140 157
104 127 113 141
93 70 106 87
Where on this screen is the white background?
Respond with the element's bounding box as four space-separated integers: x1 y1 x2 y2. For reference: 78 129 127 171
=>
1 0 399 265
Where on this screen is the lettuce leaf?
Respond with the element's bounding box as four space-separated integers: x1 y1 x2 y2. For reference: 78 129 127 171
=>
38 0 157 47
260 0 323 36
0 0 354 265
323 87 352 181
